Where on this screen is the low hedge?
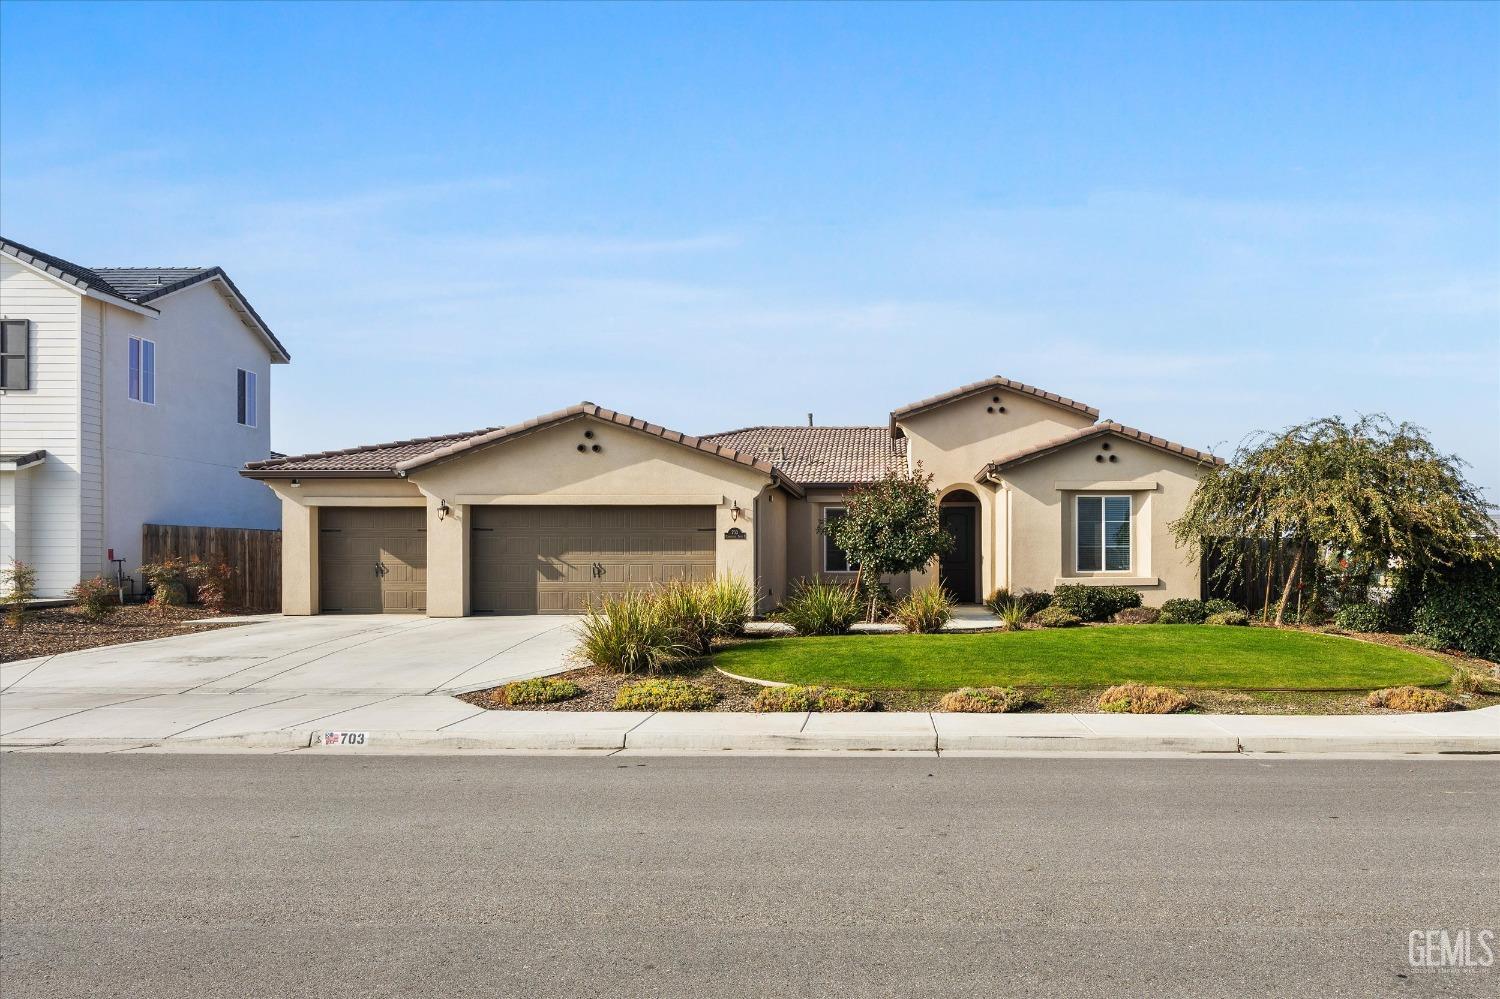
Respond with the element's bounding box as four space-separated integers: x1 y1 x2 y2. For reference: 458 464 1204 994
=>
986 588 1052 617
1051 584 1142 623
1334 603 1387 633
1205 610 1249 626
1031 606 1082 628
1158 598 1207 624
1113 607 1160 625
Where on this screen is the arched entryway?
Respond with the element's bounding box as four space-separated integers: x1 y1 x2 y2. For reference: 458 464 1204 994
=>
938 488 982 603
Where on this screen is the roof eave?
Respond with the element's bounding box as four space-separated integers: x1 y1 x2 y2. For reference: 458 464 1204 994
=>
138 270 291 362
240 468 401 480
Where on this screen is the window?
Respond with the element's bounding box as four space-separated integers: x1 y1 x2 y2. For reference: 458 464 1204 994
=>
823 507 856 573
236 369 257 427
1077 495 1131 572
0 319 29 390
128 336 155 404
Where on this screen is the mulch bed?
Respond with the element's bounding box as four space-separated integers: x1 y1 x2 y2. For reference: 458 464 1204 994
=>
458 663 762 712
1 604 248 664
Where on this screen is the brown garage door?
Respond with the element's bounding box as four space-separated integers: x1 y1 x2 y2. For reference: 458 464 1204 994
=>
318 507 427 613
471 505 715 614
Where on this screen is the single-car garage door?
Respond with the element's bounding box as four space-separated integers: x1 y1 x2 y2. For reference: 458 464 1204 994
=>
471 505 715 614
318 507 427 613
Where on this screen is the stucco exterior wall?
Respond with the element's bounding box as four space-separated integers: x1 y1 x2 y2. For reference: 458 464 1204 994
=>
996 435 1210 603
897 392 1094 600
755 486 788 613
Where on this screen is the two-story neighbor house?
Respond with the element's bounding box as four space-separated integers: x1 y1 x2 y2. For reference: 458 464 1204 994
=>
1 237 290 599
242 376 1219 616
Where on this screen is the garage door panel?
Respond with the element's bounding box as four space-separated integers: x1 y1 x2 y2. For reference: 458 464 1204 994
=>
471 505 716 614
318 508 427 614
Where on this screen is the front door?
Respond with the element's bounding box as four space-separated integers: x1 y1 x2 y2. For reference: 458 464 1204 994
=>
939 506 977 603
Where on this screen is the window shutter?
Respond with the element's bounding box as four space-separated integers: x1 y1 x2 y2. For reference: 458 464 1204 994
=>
237 369 247 424
0 319 29 390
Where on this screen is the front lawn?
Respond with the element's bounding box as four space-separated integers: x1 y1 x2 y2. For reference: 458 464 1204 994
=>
713 625 1452 691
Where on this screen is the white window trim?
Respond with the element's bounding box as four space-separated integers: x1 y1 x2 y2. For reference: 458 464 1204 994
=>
1075 494 1132 574
822 506 856 574
237 368 258 428
129 336 156 406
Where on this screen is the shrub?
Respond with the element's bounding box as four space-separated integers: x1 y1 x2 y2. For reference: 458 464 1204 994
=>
184 560 233 611
995 599 1030 631
1052 584 1142 623
816 687 876 712
657 576 752 654
1409 561 1500 661
1365 686 1456 712
1334 603 1386 633
1402 633 1447 652
575 592 692 674
68 576 119 619
776 579 861 636
140 558 190 607
1031 606 1081 628
1158 598 1207 624
1098 683 1191 714
1450 670 1490 697
752 684 875 712
987 588 1051 617
1203 598 1242 617
499 677 581 705
753 685 816 712
892 587 954 633
1113 606 1161 625
1205 610 1249 626
3 559 38 631
613 678 718 711
938 686 1029 713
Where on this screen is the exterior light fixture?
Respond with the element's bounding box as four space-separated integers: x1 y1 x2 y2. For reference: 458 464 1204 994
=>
437 500 451 520
290 478 300 487
731 500 743 521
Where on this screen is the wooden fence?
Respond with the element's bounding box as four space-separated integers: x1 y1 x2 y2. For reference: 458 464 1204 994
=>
141 524 281 612
1202 538 1316 620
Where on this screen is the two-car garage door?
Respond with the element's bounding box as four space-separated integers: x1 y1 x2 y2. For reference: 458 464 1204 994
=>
471 505 715 614
316 505 715 614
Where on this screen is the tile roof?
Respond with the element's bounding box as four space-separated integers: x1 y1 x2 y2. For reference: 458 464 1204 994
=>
890 375 1099 435
976 421 1223 480
699 426 906 485
1 237 289 362
245 404 806 496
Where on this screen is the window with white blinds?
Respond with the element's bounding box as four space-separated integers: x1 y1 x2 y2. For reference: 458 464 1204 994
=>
1077 495 1131 572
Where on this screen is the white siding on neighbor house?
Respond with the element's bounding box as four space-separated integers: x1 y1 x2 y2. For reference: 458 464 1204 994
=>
101 278 280 579
79 298 105 581
0 469 25 569
0 257 84 598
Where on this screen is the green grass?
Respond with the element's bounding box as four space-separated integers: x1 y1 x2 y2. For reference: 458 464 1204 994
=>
714 626 1451 691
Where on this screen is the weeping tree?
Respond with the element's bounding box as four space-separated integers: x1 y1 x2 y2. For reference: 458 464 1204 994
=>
821 462 953 621
1171 415 1497 626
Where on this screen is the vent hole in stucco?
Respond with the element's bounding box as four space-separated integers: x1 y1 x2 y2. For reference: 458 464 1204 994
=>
576 444 586 453
1108 454 1118 462
584 430 595 439
1095 455 1105 463
591 444 602 453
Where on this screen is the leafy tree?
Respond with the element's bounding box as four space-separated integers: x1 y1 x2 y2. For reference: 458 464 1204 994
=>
821 462 952 620
1171 415 1497 626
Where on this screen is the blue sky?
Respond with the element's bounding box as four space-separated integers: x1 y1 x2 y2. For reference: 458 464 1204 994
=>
3 2 1497 497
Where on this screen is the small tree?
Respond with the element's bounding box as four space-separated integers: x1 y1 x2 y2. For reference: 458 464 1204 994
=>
822 462 952 621
4 559 38 632
1172 415 1497 626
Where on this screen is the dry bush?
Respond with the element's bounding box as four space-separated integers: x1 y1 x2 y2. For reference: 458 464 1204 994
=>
938 686 1029 713
1365 686 1457 712
1098 683 1191 714
1113 607 1161 625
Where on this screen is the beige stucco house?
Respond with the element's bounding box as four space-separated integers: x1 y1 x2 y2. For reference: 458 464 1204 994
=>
243 376 1221 616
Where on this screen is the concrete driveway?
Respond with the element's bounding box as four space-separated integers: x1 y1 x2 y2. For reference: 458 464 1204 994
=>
0 615 578 745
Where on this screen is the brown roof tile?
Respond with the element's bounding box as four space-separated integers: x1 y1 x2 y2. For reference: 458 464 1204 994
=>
890 375 1099 436
976 421 1223 480
700 426 906 485
244 403 804 495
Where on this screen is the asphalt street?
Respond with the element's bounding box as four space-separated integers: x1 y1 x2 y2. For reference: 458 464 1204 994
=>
2 753 1496 998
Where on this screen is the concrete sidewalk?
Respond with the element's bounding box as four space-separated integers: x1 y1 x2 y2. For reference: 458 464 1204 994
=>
2 695 1494 755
